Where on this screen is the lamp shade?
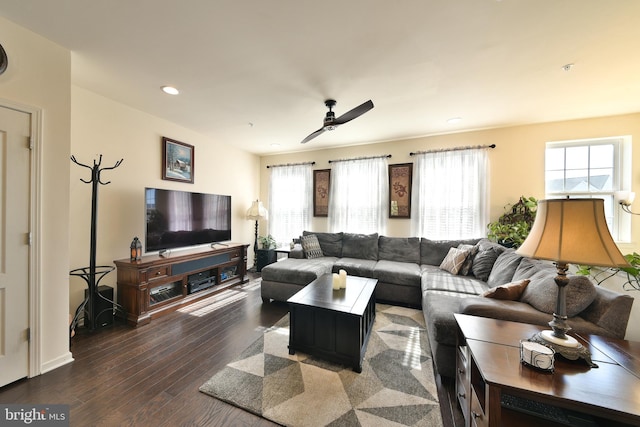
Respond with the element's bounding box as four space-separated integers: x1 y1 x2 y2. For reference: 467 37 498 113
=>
246 200 268 221
516 198 628 268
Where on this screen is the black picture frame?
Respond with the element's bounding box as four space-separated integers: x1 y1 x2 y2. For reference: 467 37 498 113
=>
389 163 412 218
313 169 330 217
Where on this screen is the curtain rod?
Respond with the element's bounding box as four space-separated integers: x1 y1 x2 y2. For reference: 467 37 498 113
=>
410 144 496 156
328 154 391 164
266 161 316 169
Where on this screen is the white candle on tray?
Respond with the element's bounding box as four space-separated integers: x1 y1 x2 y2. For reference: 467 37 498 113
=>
339 269 347 288
332 273 341 290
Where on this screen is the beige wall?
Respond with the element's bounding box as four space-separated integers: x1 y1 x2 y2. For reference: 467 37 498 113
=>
260 114 640 248
69 87 261 315
260 113 640 339
0 16 73 372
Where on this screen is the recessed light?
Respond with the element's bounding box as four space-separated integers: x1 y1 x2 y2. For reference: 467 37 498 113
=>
161 86 180 95
447 117 462 124
270 143 281 147
561 63 574 72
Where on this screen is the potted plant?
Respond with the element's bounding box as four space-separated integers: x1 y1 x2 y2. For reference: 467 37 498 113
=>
487 196 538 248
258 234 277 250
576 252 640 291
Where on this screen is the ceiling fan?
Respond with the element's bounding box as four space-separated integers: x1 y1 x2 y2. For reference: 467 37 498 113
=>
301 99 374 144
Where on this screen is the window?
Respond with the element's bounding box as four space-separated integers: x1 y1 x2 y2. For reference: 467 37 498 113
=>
328 157 388 234
545 137 631 242
411 148 488 239
268 164 313 244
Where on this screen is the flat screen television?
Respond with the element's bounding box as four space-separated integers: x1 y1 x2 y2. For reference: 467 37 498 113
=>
145 187 231 253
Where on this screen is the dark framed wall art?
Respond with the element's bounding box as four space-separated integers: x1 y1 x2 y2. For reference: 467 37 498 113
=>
389 163 412 218
162 137 194 183
313 169 331 217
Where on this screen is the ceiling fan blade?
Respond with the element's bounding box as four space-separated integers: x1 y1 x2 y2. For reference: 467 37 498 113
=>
301 127 326 144
333 100 374 125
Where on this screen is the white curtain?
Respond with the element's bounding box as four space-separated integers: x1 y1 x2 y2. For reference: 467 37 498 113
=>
411 148 488 239
268 164 312 245
328 157 388 234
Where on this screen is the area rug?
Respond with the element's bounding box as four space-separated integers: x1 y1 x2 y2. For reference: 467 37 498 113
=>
199 304 443 427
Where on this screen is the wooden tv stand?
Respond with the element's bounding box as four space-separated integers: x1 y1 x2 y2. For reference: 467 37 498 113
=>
114 243 248 326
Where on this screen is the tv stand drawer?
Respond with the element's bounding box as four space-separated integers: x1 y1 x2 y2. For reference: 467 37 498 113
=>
145 266 170 282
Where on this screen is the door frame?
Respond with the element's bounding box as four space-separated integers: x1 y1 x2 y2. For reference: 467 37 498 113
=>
1 98 42 378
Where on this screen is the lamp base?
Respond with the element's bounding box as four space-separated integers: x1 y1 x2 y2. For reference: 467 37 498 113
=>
530 332 598 368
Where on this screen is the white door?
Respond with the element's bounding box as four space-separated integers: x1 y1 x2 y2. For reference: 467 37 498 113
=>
0 106 31 387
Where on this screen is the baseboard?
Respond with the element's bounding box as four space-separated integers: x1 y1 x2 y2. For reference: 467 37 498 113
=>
40 351 74 375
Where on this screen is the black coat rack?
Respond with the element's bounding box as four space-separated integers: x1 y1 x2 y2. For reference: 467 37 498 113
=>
70 154 124 333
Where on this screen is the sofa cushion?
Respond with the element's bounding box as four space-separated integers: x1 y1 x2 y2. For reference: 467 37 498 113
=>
520 272 597 317
378 236 420 264
373 260 422 287
439 247 471 275
481 279 530 300
300 234 323 259
420 238 481 266
260 257 336 285
303 231 343 257
342 233 378 260
487 249 523 286
332 257 377 278
512 257 555 281
579 286 635 339
422 291 469 346
471 245 503 281
422 267 490 295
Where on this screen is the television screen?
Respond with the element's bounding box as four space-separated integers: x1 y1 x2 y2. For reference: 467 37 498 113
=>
145 188 231 252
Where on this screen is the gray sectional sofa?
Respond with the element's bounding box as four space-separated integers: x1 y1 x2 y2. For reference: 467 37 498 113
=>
260 231 635 378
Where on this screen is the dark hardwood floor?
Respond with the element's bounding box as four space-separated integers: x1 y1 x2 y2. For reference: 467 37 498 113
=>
0 274 463 427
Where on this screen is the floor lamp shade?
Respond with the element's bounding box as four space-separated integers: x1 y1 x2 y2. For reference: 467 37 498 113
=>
516 198 628 268
246 200 268 221
246 200 268 270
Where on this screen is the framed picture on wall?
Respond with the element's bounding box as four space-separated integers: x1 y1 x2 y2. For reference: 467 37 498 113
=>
389 163 412 218
313 169 330 217
162 137 194 183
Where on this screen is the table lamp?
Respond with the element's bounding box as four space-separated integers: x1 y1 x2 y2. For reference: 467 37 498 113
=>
246 200 268 269
516 198 629 365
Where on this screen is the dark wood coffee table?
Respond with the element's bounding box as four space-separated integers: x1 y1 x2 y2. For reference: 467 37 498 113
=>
454 313 640 427
287 273 377 373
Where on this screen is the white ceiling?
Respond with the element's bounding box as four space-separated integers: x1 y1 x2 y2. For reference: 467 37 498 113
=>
1 0 639 155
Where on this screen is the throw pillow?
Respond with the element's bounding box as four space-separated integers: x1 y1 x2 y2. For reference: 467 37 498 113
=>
482 279 530 300
300 234 324 259
440 247 471 275
486 249 523 287
457 243 478 276
471 246 503 282
520 273 597 317
420 238 481 266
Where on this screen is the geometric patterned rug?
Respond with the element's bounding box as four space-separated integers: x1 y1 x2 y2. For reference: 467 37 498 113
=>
199 304 444 427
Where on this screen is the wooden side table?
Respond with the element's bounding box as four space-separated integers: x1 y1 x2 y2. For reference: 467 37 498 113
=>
256 249 277 272
454 313 640 427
